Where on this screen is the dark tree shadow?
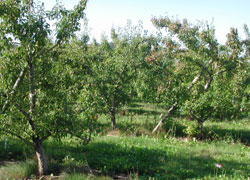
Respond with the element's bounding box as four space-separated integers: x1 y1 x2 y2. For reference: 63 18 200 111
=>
126 108 161 116
210 126 250 145
81 141 250 179
0 138 32 161
1 138 250 179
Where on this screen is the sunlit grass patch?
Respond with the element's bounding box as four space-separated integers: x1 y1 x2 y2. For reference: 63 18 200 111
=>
59 172 113 180
0 160 37 179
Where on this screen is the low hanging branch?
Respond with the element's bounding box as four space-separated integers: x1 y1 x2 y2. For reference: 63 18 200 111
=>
152 58 217 133
152 102 177 133
15 104 36 132
153 65 224 133
152 71 203 133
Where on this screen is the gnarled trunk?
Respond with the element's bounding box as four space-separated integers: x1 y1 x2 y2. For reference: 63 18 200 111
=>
34 141 48 176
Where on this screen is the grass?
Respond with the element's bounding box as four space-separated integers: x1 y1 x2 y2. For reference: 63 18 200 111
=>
0 160 37 179
60 173 113 180
0 135 249 179
84 136 250 179
94 102 250 144
206 119 250 144
0 102 249 179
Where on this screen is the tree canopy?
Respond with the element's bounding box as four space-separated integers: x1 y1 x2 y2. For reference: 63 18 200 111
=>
0 0 88 175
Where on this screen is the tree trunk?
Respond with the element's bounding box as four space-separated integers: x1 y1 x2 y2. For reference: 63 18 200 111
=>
34 141 48 176
110 97 117 130
110 108 116 130
198 120 204 139
28 57 36 115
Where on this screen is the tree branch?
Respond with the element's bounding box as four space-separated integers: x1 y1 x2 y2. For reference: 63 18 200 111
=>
190 112 200 121
1 68 27 113
33 42 61 60
40 133 52 142
67 130 92 144
187 71 202 90
0 128 34 147
152 102 177 133
204 67 225 91
204 75 213 91
28 55 36 116
195 59 213 75
153 67 205 133
215 69 226 75
15 104 36 132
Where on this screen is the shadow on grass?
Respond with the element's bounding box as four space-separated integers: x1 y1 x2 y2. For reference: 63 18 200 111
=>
126 108 161 116
92 118 157 136
162 120 187 137
210 127 250 145
129 102 143 108
124 101 166 116
0 139 32 161
82 141 250 179
1 138 250 179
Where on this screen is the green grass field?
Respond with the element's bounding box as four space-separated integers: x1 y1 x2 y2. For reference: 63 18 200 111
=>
0 103 249 179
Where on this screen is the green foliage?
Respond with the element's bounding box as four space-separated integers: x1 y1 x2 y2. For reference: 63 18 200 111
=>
0 138 33 161
183 123 214 139
184 124 201 137
0 4 249 178
183 92 213 119
162 119 186 137
67 23 153 129
0 0 90 137
0 0 89 176
149 15 249 135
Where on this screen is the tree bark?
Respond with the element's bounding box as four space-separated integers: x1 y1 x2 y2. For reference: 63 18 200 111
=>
109 95 117 130
187 72 202 90
204 76 213 91
28 55 47 176
110 108 116 130
34 140 48 176
28 56 36 115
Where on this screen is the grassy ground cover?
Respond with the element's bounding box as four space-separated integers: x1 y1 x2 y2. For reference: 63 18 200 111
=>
0 135 250 179
0 102 249 179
